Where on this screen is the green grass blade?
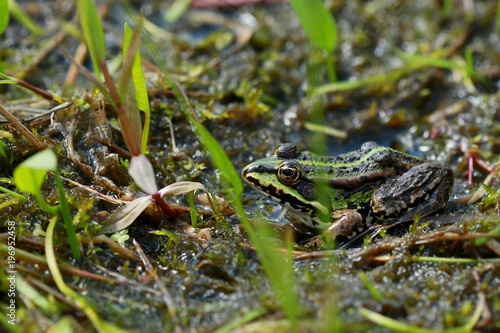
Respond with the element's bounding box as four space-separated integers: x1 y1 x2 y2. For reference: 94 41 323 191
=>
166 0 192 23
0 139 6 158
13 150 80 258
192 122 243 195
497 0 500 33
8 0 40 35
290 0 338 52
168 80 300 329
124 23 150 153
475 223 500 247
53 169 81 259
0 0 9 35
0 185 27 200
77 0 106 79
395 49 460 70
118 16 144 104
115 16 145 156
45 217 129 333
360 301 483 333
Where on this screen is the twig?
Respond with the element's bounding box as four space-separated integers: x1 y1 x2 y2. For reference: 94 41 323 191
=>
92 235 138 261
0 102 47 150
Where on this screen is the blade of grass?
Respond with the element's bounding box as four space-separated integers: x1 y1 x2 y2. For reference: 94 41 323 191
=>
0 0 8 35
475 224 500 247
0 185 27 200
16 275 54 314
358 272 382 302
53 168 81 259
8 0 41 35
76 0 106 79
46 317 75 333
289 0 337 52
123 23 150 153
214 308 267 333
290 0 338 83
169 80 300 330
185 192 199 228
313 70 403 95
13 149 80 258
359 300 483 333
166 0 192 23
497 0 500 33
45 216 130 333
115 15 145 156
121 1 174 41
118 16 144 105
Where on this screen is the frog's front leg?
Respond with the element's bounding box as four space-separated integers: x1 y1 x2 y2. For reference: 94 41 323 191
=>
303 209 365 248
321 209 366 243
370 162 454 223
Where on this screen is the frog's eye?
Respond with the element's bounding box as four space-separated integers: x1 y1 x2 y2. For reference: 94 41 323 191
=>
277 161 303 185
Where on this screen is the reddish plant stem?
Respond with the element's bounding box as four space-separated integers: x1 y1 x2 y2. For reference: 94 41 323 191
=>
116 106 141 156
152 193 178 219
100 61 121 108
16 78 57 102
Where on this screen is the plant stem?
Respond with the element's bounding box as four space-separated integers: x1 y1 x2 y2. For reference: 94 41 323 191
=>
151 192 177 219
326 52 337 83
53 169 81 259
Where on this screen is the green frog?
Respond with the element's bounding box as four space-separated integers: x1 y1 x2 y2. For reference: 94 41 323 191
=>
242 142 454 242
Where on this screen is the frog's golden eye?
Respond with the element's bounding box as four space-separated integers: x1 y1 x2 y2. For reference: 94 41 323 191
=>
277 161 303 185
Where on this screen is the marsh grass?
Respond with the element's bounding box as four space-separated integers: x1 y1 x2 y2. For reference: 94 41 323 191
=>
61 0 305 328
5 0 40 35
1 1 499 332
314 48 483 96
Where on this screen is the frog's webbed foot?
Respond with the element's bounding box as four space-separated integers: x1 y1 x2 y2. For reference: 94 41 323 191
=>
371 162 454 223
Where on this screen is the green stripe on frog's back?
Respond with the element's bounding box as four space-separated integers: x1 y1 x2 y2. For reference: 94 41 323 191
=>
291 143 423 188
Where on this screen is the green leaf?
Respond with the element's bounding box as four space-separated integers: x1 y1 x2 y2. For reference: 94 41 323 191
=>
290 0 338 52
124 22 151 153
99 196 153 234
0 0 9 35
77 0 106 79
13 149 56 195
